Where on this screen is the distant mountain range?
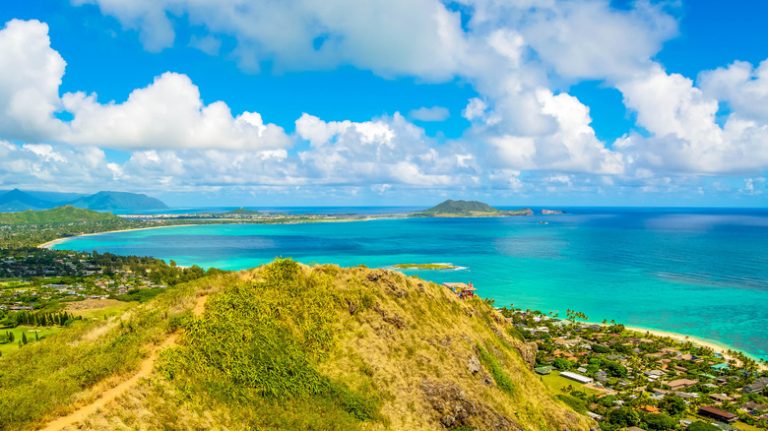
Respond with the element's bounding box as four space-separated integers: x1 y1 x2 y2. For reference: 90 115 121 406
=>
0 189 168 212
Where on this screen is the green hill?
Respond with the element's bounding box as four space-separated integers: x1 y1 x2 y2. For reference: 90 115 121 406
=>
0 205 119 225
0 260 592 430
419 200 533 217
70 191 167 211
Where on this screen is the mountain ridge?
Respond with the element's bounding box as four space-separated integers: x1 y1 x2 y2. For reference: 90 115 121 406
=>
0 189 167 212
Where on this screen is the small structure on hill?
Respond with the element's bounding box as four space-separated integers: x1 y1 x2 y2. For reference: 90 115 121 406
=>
443 282 476 299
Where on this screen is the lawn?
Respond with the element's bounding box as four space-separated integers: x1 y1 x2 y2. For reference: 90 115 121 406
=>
540 373 599 396
0 325 62 356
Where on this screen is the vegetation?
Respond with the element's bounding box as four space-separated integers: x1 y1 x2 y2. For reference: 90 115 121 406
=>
500 306 768 430
0 206 150 248
0 260 592 430
70 191 168 211
416 200 533 217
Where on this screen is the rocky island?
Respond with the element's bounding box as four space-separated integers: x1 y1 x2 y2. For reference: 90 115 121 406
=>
416 200 533 217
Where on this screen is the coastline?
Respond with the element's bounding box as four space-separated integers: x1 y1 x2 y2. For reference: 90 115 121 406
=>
34 215 409 249
621 324 767 370
36 224 197 249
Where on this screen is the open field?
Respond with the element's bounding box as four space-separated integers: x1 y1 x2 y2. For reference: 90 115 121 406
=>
0 325 62 356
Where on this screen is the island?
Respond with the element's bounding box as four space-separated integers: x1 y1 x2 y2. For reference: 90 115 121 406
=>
415 199 533 217
391 263 460 270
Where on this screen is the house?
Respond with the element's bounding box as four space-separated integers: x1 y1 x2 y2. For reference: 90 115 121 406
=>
698 405 737 423
666 378 698 390
710 393 733 403
560 371 593 384
744 377 768 394
534 366 553 375
741 401 767 415
443 282 476 299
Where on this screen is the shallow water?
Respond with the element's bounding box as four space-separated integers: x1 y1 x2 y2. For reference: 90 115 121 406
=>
55 208 768 359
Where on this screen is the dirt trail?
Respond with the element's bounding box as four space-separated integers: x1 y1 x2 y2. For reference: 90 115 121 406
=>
39 294 208 431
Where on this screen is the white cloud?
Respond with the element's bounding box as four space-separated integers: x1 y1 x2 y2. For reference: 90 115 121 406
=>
62 72 291 150
296 113 475 186
0 19 66 141
699 59 768 122
617 63 768 174
409 106 450 122
0 20 290 152
74 0 469 80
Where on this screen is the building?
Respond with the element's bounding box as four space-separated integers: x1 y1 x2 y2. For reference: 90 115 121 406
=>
744 377 768 394
698 405 737 423
666 378 698 390
534 366 553 375
560 371 593 384
442 282 477 299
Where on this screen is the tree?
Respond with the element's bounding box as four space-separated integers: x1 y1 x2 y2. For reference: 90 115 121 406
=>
607 407 641 427
659 395 687 416
21 332 27 345
644 413 678 430
553 358 574 370
566 309 588 324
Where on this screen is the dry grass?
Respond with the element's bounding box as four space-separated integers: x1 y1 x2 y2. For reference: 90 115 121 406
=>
32 262 592 431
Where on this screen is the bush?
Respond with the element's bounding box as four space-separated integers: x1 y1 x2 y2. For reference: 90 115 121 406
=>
477 345 515 394
643 412 678 430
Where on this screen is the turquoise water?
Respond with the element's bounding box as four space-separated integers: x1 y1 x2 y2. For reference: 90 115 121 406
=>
54 209 768 360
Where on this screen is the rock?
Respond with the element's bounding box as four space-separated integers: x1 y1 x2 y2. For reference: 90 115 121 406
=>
468 355 482 374
516 342 538 369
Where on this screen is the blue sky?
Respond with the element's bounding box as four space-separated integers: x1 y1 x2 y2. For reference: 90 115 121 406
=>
0 0 766 207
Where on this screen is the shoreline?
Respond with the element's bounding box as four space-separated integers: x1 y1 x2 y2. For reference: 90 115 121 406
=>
620 324 767 369
36 224 198 249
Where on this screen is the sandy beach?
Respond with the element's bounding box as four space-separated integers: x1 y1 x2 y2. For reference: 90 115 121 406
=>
36 224 195 249
623 325 767 370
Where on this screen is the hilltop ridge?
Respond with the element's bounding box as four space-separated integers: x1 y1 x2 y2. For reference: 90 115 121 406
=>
0 260 592 431
0 189 167 212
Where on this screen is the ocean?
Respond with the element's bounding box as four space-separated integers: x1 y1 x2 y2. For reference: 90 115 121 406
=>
53 207 768 360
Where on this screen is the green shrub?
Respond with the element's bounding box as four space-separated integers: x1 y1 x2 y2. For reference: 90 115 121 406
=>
477 344 515 394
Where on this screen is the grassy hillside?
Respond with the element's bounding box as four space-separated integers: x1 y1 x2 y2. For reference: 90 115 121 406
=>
0 260 592 430
0 206 119 225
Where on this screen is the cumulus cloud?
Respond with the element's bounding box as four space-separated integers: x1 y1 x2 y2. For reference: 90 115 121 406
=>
0 19 66 141
0 20 290 152
617 63 768 173
74 0 469 79
62 72 291 150
699 59 768 122
296 113 476 187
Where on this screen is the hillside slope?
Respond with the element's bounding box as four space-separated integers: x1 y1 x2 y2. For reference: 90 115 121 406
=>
0 205 119 225
70 191 168 211
44 260 592 431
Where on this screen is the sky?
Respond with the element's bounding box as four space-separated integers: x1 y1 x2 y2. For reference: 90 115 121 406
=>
0 0 766 207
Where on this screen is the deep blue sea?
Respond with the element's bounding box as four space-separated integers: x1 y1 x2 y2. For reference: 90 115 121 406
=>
54 207 768 360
